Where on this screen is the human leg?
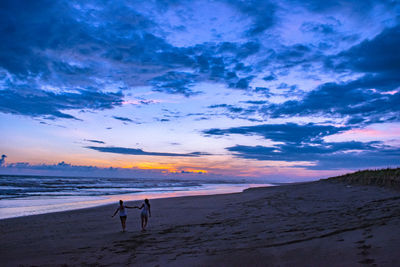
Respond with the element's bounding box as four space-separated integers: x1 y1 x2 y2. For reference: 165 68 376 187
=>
141 214 147 231
120 216 127 231
143 216 148 229
141 215 148 231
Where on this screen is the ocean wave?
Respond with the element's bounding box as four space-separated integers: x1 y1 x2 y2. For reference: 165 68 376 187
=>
0 174 237 199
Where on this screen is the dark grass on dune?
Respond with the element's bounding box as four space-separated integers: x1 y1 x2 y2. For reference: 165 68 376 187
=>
326 168 400 189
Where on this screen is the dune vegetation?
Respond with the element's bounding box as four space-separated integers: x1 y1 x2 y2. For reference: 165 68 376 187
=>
326 168 400 189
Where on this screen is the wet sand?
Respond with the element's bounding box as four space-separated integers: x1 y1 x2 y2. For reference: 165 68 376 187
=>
1 180 400 266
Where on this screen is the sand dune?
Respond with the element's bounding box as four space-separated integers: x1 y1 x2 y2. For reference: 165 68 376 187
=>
328 168 400 189
1 180 400 266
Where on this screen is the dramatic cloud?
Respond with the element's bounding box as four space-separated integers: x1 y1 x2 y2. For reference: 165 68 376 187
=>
228 0 276 36
112 116 135 123
336 26 400 75
227 143 400 170
265 25 400 125
204 123 349 144
0 0 271 120
84 139 105 144
1 0 397 119
149 71 200 97
288 0 395 12
86 146 210 157
204 122 400 170
300 21 337 36
267 83 400 125
0 86 124 119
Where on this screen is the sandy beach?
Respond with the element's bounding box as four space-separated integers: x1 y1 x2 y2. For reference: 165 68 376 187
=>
1 180 400 266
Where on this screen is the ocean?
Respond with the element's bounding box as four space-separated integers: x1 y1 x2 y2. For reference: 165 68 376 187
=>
0 174 271 220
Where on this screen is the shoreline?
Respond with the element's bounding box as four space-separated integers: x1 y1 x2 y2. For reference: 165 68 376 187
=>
1 180 400 266
0 183 272 221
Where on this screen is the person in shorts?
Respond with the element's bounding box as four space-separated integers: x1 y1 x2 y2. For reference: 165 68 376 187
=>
112 200 138 232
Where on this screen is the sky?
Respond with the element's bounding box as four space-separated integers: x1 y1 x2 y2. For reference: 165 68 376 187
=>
0 0 399 182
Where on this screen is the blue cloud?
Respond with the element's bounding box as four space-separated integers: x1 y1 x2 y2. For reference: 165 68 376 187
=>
84 139 105 144
223 105 244 113
207 103 258 119
265 26 400 125
227 142 400 170
227 140 380 161
288 0 394 12
253 87 273 97
86 146 211 157
0 0 268 104
335 26 400 76
300 21 337 35
0 0 398 130
0 85 123 119
150 71 200 97
204 120 400 170
112 116 135 123
263 73 277 81
156 108 186 121
0 0 79 76
267 82 396 120
204 121 399 170
204 123 349 144
228 0 276 35
0 0 323 120
241 100 268 105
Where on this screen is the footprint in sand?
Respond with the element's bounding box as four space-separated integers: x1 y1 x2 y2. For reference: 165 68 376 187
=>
362 228 372 235
358 258 375 264
357 240 374 264
359 250 369 256
358 244 371 250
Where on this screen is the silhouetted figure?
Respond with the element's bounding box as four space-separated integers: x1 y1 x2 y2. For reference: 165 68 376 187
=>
111 200 138 232
138 199 151 231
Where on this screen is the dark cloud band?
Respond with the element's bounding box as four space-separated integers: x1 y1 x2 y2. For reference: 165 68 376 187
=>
86 146 210 157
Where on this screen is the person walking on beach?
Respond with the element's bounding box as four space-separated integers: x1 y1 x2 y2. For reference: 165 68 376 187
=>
138 199 151 231
111 200 138 232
